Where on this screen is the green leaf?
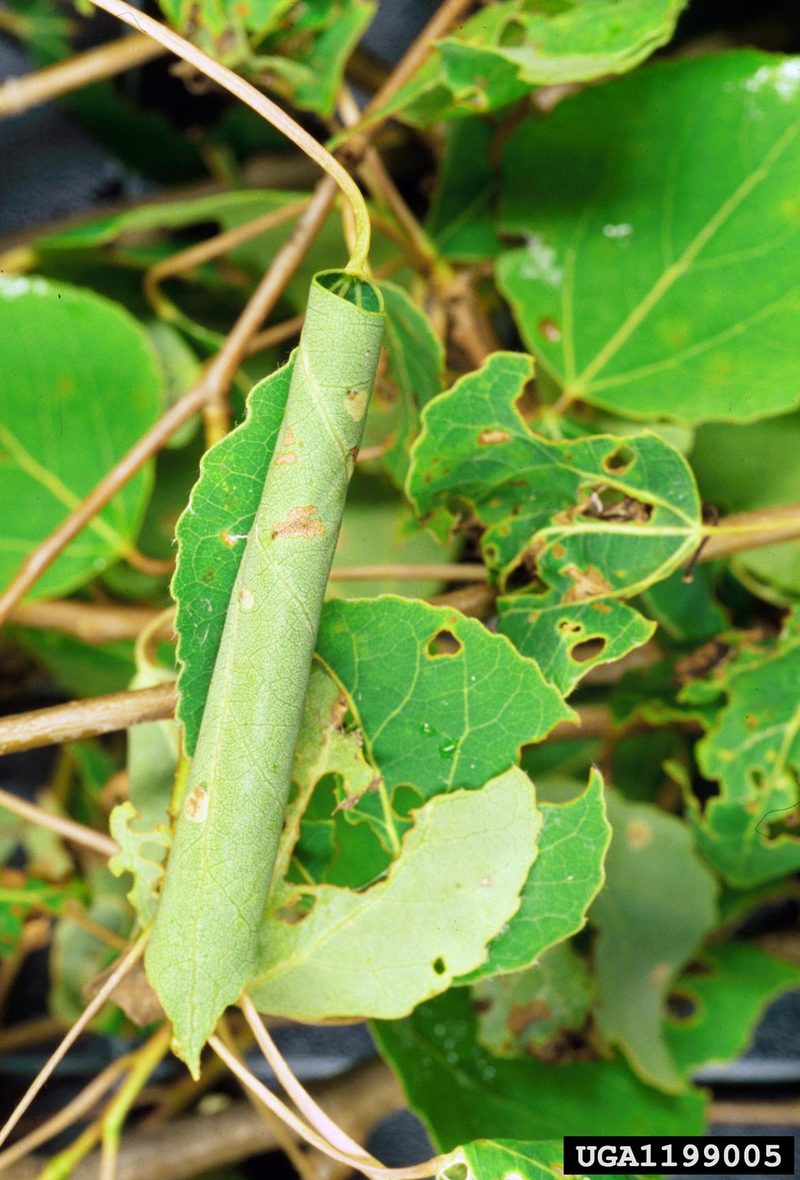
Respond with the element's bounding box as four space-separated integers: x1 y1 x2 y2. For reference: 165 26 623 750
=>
590 791 718 1093
108 802 172 927
499 597 655 696
372 988 705 1149
363 282 444 486
375 0 687 127
172 359 293 755
462 769 609 981
0 276 161 598
127 660 179 831
666 941 800 1080
691 617 800 886
0 879 83 957
408 352 701 586
249 767 541 1020
317 596 572 810
440 1140 565 1180
426 121 500 262
691 413 800 597
637 567 728 645
497 53 800 422
148 273 384 1077
474 943 592 1058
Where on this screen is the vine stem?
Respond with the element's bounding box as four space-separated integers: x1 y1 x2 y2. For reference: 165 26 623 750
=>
0 933 148 1151
239 995 377 1167
87 0 371 274
0 33 164 119
209 1035 453 1180
0 784 118 857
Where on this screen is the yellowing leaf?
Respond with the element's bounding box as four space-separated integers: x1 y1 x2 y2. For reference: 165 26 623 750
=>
248 768 541 1020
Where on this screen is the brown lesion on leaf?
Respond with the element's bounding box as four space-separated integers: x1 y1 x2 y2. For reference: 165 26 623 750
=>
184 785 209 823
275 426 299 466
562 563 612 603
272 505 325 540
477 428 512 445
626 817 653 850
649 962 673 989
506 999 552 1037
570 485 652 524
344 388 368 420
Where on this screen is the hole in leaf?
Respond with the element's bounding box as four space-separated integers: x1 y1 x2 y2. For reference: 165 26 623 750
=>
580 486 652 524
603 444 635 474
571 637 606 663
666 991 698 1021
427 630 463 658
558 619 583 634
433 956 447 975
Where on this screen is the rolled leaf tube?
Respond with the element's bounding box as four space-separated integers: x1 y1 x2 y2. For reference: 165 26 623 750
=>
147 272 384 1073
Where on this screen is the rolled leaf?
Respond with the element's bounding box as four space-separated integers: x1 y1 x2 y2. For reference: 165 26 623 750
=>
147 272 384 1074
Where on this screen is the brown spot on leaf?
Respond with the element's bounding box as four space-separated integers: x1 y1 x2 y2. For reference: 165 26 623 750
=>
562 564 612 602
238 588 254 612
272 505 325 540
538 317 562 342
478 428 512 445
184 786 209 823
507 1000 552 1036
626 818 653 850
649 962 672 988
344 389 368 420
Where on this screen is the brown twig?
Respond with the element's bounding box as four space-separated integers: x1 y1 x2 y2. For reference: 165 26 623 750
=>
330 563 487 582
9 600 167 645
353 0 475 133
0 34 165 120
0 785 118 856
0 684 176 757
700 503 800 562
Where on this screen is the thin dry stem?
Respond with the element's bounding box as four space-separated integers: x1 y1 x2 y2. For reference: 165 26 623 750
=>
330 563 487 582
700 503 800 561
143 196 310 312
240 996 375 1166
0 1054 132 1174
0 934 148 1151
353 0 475 133
0 683 176 757
0 785 118 857
9 599 167 645
0 34 164 119
209 1036 449 1180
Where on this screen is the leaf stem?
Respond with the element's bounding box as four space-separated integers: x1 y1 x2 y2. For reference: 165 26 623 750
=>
700 503 800 561
87 0 371 274
0 932 149 1151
